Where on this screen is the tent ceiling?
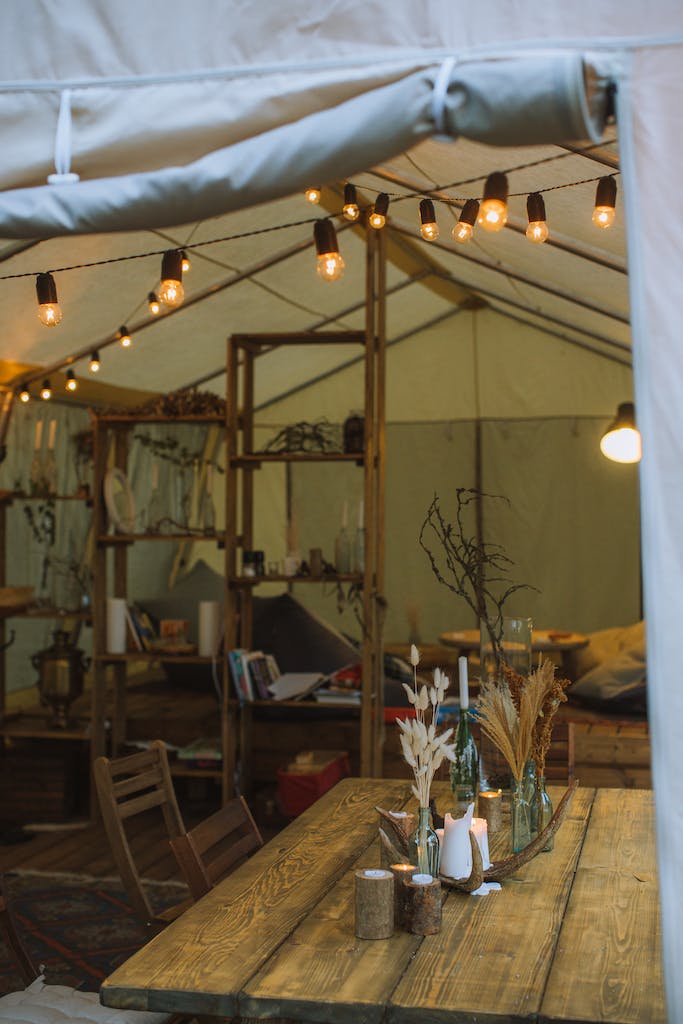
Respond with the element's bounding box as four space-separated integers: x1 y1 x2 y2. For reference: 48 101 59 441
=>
0 133 626 409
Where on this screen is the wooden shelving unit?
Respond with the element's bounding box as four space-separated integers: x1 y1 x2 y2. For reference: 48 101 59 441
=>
226 305 386 784
90 410 234 812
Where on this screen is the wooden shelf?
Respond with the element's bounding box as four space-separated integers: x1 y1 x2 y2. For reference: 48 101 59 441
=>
229 573 361 585
169 764 223 779
95 653 215 664
98 532 225 545
232 453 363 467
17 606 92 621
10 492 92 504
97 413 225 424
0 713 90 741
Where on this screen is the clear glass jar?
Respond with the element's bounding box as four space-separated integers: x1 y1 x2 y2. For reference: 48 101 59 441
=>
511 775 533 853
450 709 478 815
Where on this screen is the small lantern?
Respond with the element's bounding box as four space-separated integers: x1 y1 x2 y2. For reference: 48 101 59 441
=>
32 630 90 727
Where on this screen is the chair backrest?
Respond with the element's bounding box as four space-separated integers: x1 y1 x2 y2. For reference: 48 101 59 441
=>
93 740 186 930
169 797 263 901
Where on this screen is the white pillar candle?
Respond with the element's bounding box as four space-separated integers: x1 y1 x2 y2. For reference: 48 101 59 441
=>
198 600 219 658
106 597 127 654
439 804 474 880
47 418 56 450
459 655 469 709
470 817 492 869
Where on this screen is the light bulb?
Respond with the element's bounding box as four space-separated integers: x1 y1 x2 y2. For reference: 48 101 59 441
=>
148 292 161 315
525 192 548 243
313 219 344 282
158 250 184 308
35 272 62 327
180 249 191 273
478 172 509 232
89 351 101 373
593 175 617 229
600 402 641 463
369 193 389 230
452 198 479 244
65 369 78 392
118 325 132 348
18 384 30 403
40 379 52 401
419 198 439 241
316 252 345 282
343 183 360 221
305 187 321 205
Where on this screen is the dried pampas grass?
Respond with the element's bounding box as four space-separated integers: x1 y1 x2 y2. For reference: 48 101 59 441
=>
478 660 562 782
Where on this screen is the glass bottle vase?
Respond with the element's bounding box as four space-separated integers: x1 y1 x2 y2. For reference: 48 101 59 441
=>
511 775 533 853
408 806 440 876
449 709 478 815
532 774 554 852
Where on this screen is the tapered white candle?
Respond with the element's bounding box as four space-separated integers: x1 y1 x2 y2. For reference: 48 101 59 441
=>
470 817 492 869
48 418 56 450
34 419 42 450
459 655 469 709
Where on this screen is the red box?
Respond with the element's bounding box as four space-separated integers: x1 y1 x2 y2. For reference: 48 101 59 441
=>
276 750 350 817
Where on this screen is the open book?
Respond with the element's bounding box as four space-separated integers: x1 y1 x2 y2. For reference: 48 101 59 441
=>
267 672 325 701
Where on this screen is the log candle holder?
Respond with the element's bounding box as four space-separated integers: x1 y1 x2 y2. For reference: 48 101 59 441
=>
478 789 503 832
354 868 394 939
390 862 417 928
405 873 442 935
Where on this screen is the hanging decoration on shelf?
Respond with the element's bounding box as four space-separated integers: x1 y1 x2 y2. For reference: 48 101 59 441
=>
259 420 343 455
103 388 226 419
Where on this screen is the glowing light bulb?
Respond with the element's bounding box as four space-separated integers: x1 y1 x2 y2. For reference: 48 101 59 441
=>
305 187 321 205
118 325 132 348
158 250 184 308
343 183 360 221
369 193 389 230
419 198 439 241
452 198 479 244
478 172 509 232
313 220 345 282
525 192 548 243
65 369 78 392
180 249 191 273
600 402 641 463
35 273 62 327
89 351 101 373
593 175 617 229
40 379 52 401
18 384 30 403
148 292 161 315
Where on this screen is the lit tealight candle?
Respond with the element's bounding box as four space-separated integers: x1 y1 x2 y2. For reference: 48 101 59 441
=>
411 873 433 885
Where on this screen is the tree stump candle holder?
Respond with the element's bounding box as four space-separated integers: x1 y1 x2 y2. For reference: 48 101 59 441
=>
354 868 394 939
390 863 417 929
405 874 442 934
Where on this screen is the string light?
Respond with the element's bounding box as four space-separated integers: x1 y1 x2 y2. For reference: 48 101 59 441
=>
18 383 30 403
118 325 132 348
148 292 161 315
419 198 439 241
452 198 480 244
593 175 617 229
526 192 549 243
180 249 191 273
369 193 389 230
342 183 360 222
65 369 78 391
158 249 184 308
35 272 62 327
89 350 101 373
40 379 52 400
313 219 345 282
305 187 321 205
479 173 509 232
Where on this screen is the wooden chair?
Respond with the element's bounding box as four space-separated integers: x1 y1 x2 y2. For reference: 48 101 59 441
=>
0 875 173 1022
93 740 191 933
169 797 264 901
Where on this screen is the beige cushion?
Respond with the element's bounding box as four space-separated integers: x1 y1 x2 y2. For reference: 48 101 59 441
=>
572 620 646 679
0 977 170 1024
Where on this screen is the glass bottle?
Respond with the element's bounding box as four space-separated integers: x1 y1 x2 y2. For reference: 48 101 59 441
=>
511 774 533 853
449 709 478 816
200 465 216 535
146 461 165 533
335 526 351 573
408 806 440 876
353 526 365 573
532 774 554 852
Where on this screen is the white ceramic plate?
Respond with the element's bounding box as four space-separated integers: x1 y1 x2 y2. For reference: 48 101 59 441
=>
104 467 136 533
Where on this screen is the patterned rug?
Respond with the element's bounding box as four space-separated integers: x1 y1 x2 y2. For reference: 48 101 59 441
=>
0 871 185 995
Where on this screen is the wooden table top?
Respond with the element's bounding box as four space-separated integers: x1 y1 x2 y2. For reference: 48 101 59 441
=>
439 628 589 652
101 779 664 1024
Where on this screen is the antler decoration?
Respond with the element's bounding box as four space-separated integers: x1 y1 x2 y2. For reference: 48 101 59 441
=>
377 780 577 891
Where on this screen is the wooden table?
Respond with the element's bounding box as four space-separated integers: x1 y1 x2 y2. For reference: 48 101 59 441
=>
101 779 665 1024
439 628 589 678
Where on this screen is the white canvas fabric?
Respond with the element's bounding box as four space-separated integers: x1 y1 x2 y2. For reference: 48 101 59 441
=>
0 977 169 1024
